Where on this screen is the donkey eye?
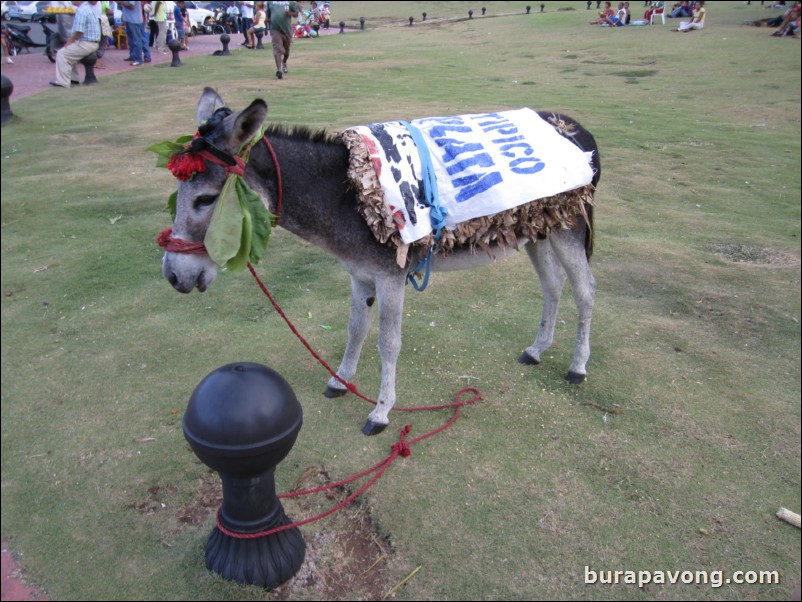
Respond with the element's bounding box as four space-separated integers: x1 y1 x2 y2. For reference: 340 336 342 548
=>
193 195 218 211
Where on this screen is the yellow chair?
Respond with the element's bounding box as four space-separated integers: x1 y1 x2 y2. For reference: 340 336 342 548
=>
115 23 128 49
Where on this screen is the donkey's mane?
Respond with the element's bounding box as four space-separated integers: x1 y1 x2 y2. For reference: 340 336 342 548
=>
262 122 339 145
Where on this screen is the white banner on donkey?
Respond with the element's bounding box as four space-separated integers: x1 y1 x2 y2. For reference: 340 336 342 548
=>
346 108 595 245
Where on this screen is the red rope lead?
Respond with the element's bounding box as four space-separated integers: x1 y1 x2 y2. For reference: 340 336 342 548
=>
246 262 482 416
215 435 401 540
215 387 477 541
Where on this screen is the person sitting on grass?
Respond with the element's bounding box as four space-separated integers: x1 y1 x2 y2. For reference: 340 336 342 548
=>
674 1 705 32
771 1 801 35
590 1 615 24
603 2 628 26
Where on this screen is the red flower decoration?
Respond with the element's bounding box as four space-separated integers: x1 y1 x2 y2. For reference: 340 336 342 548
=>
167 152 207 181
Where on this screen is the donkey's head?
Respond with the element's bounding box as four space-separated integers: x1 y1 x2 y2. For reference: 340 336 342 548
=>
162 88 267 293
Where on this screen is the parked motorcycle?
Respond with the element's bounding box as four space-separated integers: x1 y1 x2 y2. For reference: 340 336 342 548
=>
2 15 60 63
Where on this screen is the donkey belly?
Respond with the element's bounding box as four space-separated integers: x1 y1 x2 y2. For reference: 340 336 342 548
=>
429 238 533 272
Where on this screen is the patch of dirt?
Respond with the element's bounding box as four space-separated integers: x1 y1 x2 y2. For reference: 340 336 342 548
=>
176 477 222 526
272 467 395 601
131 468 395 600
128 484 178 515
710 243 800 268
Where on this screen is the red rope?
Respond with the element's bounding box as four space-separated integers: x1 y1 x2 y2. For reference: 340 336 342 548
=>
156 228 207 254
246 262 481 412
215 387 478 541
196 148 246 177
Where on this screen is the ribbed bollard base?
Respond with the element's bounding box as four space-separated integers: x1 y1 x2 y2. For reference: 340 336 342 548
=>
205 516 306 589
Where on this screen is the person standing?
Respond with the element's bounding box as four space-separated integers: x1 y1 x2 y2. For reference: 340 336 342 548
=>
119 0 150 65
174 0 189 50
50 0 101 88
151 1 168 53
267 0 298 80
240 1 254 45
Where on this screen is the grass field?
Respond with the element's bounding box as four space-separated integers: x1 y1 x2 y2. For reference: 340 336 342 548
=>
1 2 800 600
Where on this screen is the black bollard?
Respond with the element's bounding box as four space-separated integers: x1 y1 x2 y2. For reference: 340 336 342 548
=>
359 16 365 30
422 11 427 20
408 16 413 25
183 363 305 590
215 33 231 56
1 75 13 125
482 6 486 15
79 52 98 85
540 3 545 12
526 5 532 13
168 38 182 66
339 20 345 33
468 9 473 19
255 28 265 49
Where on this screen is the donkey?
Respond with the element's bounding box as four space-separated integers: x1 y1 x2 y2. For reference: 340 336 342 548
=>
161 88 600 435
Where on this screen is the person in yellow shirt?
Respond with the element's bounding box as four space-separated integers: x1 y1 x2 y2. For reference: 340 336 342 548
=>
151 1 169 54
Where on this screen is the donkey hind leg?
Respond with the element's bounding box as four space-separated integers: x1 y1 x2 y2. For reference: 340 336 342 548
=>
520 237 567 367
542 228 596 383
363 274 406 436
325 276 376 398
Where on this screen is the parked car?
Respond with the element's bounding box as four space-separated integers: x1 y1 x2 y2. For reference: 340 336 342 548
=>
183 1 214 36
5 0 40 21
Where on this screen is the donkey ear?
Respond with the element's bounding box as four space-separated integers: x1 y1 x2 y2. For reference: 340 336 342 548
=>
197 87 225 126
230 99 268 149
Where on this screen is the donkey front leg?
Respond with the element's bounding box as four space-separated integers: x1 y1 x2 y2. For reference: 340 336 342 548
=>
325 276 375 398
363 275 407 435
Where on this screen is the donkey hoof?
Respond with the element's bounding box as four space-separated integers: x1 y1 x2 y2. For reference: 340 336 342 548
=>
361 420 388 436
565 371 587 384
323 385 348 398
518 351 541 366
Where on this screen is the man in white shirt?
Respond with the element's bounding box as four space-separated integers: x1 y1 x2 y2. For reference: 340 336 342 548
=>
239 2 254 45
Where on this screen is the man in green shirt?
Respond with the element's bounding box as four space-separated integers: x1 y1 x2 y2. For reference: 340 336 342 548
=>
268 1 299 79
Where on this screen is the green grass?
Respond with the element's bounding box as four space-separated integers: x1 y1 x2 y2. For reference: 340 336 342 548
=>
1 2 800 600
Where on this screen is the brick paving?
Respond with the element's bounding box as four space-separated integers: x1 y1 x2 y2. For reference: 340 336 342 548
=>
0 32 250 99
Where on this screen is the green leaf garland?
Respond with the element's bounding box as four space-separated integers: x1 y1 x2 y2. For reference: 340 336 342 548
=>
150 133 275 271
203 174 275 272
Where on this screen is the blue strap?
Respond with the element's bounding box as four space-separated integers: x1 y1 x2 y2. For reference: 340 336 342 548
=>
407 245 434 291
400 120 446 291
399 120 448 242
